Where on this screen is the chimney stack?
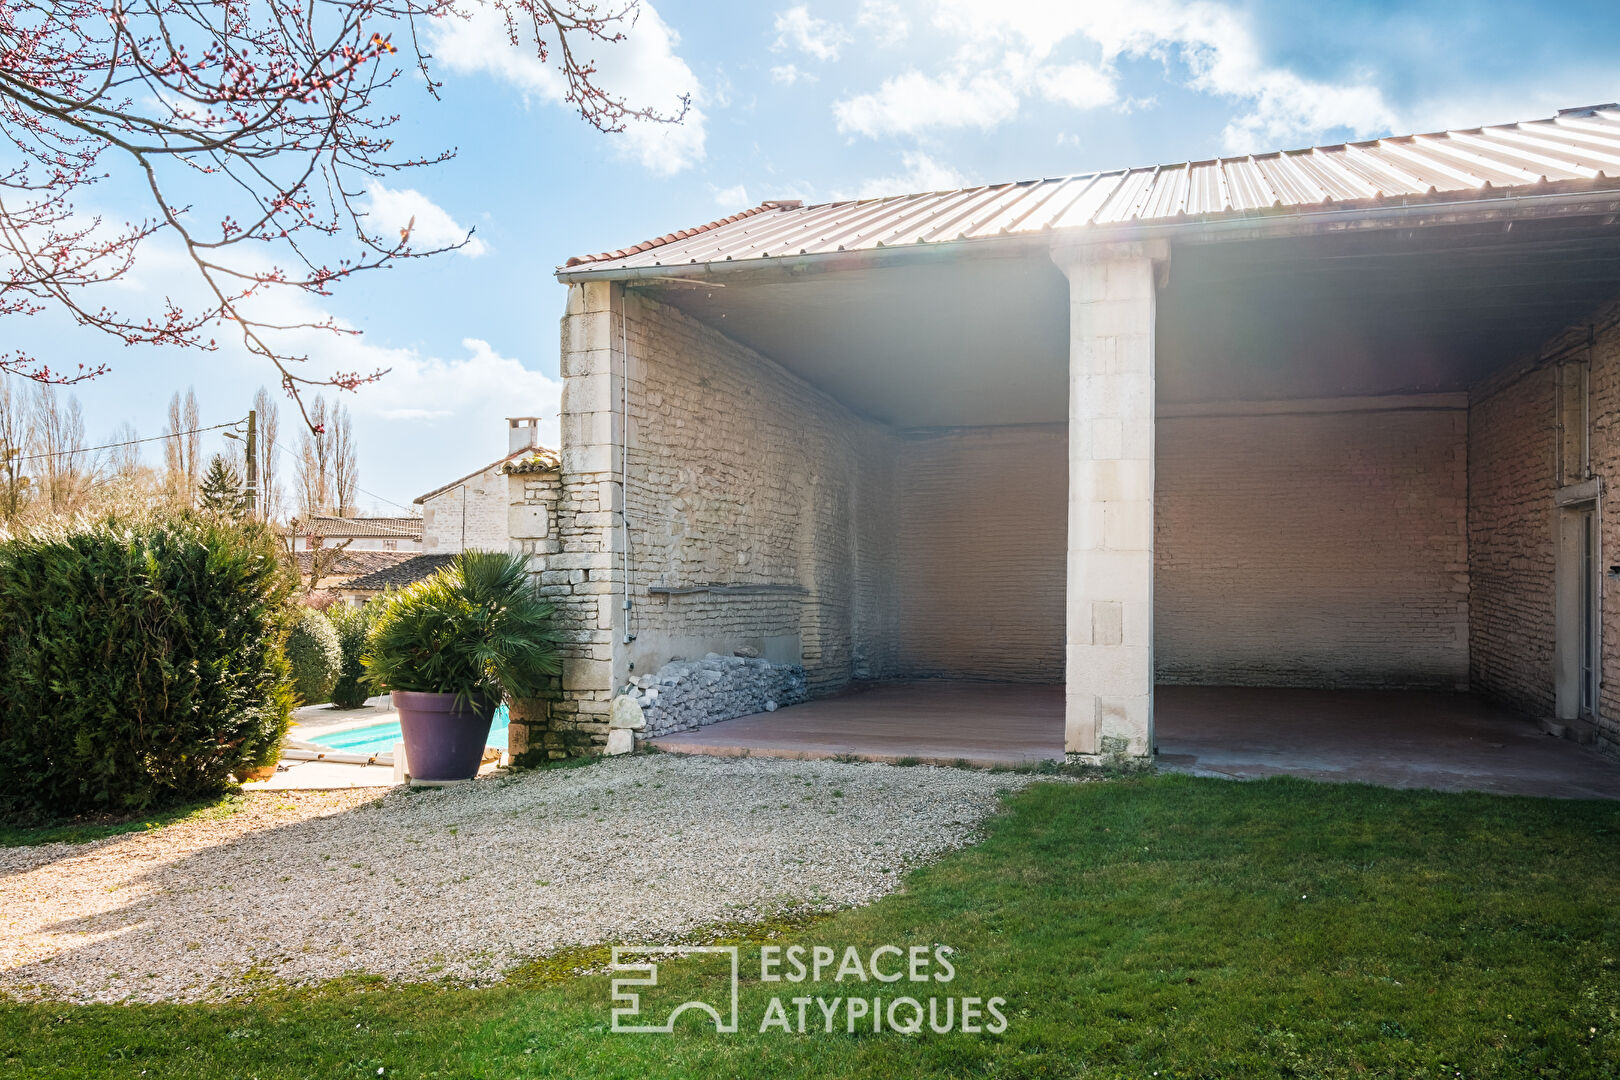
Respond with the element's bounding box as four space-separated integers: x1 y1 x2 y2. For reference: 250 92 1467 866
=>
508 417 541 455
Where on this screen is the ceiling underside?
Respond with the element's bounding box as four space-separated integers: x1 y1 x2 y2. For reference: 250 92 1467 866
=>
633 216 1620 429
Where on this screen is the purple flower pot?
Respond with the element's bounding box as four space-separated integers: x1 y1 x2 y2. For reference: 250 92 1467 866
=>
392 690 498 782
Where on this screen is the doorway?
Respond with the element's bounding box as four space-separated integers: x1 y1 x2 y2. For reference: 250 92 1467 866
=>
1556 500 1601 721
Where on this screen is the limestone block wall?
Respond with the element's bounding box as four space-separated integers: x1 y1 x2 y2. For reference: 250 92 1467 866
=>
892 425 1066 681
1155 397 1471 689
618 289 894 696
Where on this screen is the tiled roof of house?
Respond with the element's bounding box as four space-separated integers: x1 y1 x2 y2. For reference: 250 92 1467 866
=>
502 448 562 475
414 446 560 504
560 105 1620 276
295 550 421 580
287 515 423 540
342 554 456 593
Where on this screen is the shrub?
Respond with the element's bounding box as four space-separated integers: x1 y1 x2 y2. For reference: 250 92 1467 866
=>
363 551 564 706
0 516 295 821
285 607 342 705
327 602 377 709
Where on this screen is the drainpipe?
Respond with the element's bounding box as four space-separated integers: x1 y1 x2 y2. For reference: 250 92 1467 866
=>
620 292 636 647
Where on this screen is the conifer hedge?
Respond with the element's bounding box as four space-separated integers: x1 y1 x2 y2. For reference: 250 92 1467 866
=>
0 517 296 820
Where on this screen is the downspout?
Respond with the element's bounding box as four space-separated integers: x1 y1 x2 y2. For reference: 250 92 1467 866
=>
620 290 636 646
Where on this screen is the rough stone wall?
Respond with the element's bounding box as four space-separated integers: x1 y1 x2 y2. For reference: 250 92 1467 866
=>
1468 367 1558 719
420 465 511 553
1155 398 1470 688
892 425 1066 681
617 289 893 696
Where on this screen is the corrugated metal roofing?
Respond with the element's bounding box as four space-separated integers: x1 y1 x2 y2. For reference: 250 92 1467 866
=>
562 105 1620 275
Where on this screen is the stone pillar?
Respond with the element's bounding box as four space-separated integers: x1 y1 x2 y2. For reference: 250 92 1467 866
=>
547 280 629 755
1050 240 1166 762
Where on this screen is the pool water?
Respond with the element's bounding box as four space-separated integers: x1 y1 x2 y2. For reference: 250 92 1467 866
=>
316 703 510 754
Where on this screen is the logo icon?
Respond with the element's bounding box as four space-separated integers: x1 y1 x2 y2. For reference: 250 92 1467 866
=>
610 946 740 1033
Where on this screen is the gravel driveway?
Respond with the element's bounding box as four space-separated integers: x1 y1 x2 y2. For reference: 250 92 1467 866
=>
0 755 1039 1003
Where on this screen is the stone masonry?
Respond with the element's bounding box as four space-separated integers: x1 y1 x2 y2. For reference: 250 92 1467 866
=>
624 653 809 738
1051 241 1163 761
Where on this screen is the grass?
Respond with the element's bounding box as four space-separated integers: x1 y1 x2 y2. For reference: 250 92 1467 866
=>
0 794 245 848
2 774 1618 1078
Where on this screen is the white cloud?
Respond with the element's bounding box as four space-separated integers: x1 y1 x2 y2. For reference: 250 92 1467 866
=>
857 0 909 47
711 183 750 208
916 0 1398 152
771 64 814 86
835 70 1021 137
351 338 559 434
1036 62 1117 110
773 5 850 62
364 182 486 257
432 2 706 175
841 150 971 200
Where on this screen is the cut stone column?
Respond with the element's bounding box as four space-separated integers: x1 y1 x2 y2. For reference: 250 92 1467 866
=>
1050 240 1166 762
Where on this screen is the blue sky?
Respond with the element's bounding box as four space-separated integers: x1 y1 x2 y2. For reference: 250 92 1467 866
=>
32 0 1620 514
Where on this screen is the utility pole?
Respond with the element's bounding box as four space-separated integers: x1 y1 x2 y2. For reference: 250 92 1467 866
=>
244 410 258 522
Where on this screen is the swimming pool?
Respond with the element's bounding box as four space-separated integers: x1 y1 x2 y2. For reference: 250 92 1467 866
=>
314 704 510 754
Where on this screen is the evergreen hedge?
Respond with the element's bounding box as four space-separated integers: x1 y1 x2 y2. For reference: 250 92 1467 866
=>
0 517 295 821
327 602 377 709
285 607 341 705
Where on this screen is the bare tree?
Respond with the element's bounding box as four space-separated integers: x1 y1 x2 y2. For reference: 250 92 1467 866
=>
330 402 359 517
162 388 202 503
252 386 282 522
30 384 87 514
182 389 201 499
0 0 687 429
296 396 333 516
104 421 142 477
163 393 184 498
0 374 31 522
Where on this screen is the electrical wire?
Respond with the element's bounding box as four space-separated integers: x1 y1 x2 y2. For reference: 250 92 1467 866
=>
4 417 247 464
267 439 418 514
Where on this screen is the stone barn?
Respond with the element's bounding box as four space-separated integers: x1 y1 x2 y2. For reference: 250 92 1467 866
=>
523 105 1620 787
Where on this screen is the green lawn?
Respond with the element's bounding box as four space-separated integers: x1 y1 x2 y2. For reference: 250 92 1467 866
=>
2 774 1617 1079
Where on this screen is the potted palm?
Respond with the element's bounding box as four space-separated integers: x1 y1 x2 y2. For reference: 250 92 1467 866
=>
362 551 563 782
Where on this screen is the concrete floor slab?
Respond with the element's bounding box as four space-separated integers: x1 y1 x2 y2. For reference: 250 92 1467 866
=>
652 680 1064 767
1155 685 1620 800
242 759 399 790
652 681 1620 799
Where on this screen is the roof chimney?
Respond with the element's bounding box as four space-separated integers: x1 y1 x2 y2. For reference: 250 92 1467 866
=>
508 417 540 455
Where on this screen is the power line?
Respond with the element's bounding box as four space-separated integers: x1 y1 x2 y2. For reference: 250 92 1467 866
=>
268 438 417 514
3 417 247 465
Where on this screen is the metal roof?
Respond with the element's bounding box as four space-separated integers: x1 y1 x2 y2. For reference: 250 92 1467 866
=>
562 105 1620 276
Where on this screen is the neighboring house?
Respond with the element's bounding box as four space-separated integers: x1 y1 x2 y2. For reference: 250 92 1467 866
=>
533 103 1620 762
295 550 425 594
416 418 560 556
284 515 423 552
330 553 457 604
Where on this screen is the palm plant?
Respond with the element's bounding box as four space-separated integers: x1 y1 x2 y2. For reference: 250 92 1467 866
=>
362 551 564 708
